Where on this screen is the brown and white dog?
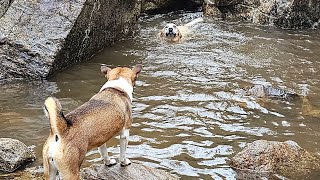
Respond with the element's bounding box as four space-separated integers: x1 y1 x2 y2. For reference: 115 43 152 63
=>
159 17 203 42
42 64 142 180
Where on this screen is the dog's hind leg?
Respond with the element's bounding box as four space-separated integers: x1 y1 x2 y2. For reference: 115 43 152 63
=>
98 143 117 166
119 129 131 166
58 149 82 180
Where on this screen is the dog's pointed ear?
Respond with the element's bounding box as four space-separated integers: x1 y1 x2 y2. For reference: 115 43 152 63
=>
177 29 182 39
131 64 142 86
101 64 111 76
159 31 164 37
132 64 142 75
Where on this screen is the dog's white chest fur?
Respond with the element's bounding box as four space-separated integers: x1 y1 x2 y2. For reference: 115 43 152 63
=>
99 77 133 102
48 138 60 169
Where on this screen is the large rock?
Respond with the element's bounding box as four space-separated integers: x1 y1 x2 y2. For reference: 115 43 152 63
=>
275 0 320 29
203 0 320 29
203 0 285 22
230 140 320 178
0 138 35 173
141 0 203 14
81 163 178 179
0 0 140 80
3 163 178 179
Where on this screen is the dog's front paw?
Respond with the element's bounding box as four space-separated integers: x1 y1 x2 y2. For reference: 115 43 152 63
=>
105 159 117 167
120 158 131 167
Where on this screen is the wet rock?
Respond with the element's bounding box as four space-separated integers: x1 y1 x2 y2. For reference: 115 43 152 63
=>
203 0 222 17
0 166 44 180
0 166 47 179
4 163 178 179
230 140 320 178
203 0 320 29
204 0 243 7
141 0 203 14
275 0 320 29
203 0 283 22
0 0 140 81
245 84 300 101
81 163 178 180
0 138 35 173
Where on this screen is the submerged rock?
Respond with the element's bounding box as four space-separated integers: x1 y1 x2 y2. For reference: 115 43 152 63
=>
230 140 320 178
0 0 140 81
0 138 35 173
245 84 300 101
203 0 320 29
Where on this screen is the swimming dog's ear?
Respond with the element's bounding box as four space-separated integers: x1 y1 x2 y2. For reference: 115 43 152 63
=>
101 64 111 77
177 29 182 39
159 30 164 37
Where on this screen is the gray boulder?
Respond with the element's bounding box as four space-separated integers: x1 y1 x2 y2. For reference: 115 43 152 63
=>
0 0 140 81
275 0 320 29
5 163 178 179
0 138 35 173
81 163 178 180
230 140 320 178
203 0 320 29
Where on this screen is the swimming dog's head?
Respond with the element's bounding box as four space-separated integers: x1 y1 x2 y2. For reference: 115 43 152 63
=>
101 64 142 86
160 23 182 42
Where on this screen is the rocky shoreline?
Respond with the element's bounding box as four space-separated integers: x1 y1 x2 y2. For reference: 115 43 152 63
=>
0 138 178 179
1 138 320 179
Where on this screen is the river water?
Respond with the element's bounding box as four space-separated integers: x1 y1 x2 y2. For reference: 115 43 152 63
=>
1 12 320 179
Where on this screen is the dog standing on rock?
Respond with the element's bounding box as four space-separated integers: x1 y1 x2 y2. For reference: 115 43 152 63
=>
42 64 142 180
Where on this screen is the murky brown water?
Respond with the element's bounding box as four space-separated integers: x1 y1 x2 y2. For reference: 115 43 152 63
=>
1 12 320 179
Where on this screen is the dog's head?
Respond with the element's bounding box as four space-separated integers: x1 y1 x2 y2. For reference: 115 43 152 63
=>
160 23 182 41
100 64 142 86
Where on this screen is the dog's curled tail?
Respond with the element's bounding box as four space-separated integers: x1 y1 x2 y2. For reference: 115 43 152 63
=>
184 17 204 27
44 97 72 136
